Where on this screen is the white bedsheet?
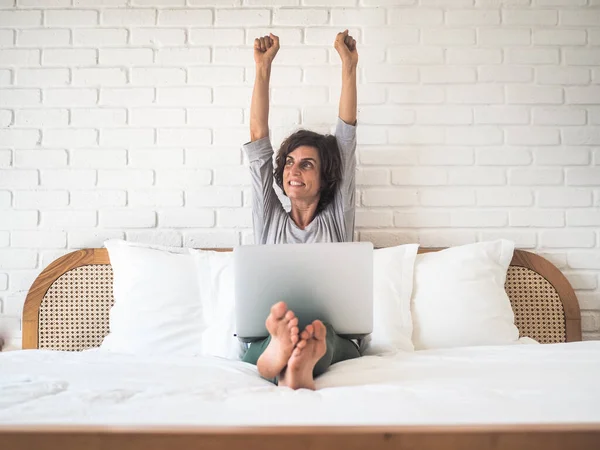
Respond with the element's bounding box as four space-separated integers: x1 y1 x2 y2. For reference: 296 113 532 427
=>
1 341 599 426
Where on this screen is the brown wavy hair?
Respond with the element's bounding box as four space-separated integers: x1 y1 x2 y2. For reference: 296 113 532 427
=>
274 129 342 214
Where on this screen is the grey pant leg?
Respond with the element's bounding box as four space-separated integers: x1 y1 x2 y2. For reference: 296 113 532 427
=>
242 337 270 366
312 322 360 378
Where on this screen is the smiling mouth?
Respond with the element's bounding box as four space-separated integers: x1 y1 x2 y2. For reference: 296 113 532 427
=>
289 181 305 187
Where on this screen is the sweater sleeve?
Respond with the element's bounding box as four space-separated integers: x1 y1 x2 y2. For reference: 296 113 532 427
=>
333 117 357 242
242 136 286 244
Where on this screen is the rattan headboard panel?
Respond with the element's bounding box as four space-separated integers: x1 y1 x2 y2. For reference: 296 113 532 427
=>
505 266 566 344
33 258 574 351
39 265 114 351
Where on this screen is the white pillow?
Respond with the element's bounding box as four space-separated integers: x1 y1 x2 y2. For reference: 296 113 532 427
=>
188 249 246 360
100 239 205 356
363 243 419 355
411 239 519 350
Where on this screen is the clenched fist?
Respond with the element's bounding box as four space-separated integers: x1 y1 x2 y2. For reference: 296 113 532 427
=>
254 33 280 67
334 30 358 68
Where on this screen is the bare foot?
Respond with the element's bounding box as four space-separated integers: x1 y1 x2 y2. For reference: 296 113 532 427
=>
279 320 327 390
256 301 299 379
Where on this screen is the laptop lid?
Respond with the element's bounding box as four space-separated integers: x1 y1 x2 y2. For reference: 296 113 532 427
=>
234 242 373 342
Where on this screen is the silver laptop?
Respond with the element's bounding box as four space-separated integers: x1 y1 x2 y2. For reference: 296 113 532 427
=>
234 242 373 343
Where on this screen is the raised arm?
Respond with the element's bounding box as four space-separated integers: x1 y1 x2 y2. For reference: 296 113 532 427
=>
331 30 358 242
334 30 358 126
250 33 279 142
245 34 285 244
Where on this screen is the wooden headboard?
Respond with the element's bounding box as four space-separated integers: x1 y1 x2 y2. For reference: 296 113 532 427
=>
22 247 581 350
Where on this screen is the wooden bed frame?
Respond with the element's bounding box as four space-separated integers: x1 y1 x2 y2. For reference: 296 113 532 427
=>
2 247 600 449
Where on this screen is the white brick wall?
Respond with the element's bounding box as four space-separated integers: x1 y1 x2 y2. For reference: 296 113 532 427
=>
0 1 599 349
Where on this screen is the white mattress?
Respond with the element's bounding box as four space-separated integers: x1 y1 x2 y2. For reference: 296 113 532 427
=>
1 341 600 426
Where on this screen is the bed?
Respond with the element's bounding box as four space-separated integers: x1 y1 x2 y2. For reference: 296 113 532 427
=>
1 247 599 449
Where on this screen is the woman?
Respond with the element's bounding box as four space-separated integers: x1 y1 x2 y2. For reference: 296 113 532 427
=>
241 31 359 390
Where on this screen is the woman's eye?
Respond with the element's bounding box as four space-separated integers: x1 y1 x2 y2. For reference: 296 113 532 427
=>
302 162 312 169
286 159 293 166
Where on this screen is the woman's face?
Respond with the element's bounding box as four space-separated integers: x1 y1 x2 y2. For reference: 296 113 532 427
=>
283 145 322 203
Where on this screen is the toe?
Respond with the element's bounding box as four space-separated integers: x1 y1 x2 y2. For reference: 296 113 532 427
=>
271 301 287 319
305 324 314 338
284 310 295 322
288 317 299 328
313 320 326 340
296 339 307 350
300 329 310 340
290 326 299 336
